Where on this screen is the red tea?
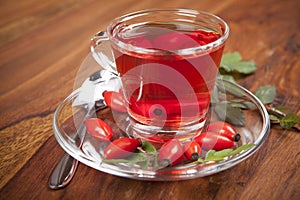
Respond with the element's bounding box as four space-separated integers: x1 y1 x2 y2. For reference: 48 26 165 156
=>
111 23 224 128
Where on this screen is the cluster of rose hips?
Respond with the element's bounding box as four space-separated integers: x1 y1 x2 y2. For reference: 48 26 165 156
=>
84 90 241 168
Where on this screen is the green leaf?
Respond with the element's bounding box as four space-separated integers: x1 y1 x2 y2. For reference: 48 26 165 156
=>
141 142 159 168
228 144 255 156
142 141 157 153
229 102 251 109
219 74 236 83
205 149 229 162
204 144 254 162
213 149 233 157
205 150 224 162
193 144 255 165
220 52 257 74
197 157 205 163
205 150 216 159
205 155 226 162
279 113 300 129
227 99 255 109
255 85 276 104
103 152 147 166
231 61 257 74
214 102 246 126
210 86 220 104
152 154 159 168
217 79 243 97
127 152 148 164
140 158 150 170
221 52 242 72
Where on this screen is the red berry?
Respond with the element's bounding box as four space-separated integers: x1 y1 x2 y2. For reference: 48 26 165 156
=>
194 132 234 151
104 138 141 159
103 91 127 112
183 141 202 161
85 118 113 142
206 122 240 142
158 139 184 167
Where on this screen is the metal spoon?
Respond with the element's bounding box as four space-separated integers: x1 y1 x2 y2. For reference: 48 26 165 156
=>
48 70 119 189
48 104 103 190
48 152 79 189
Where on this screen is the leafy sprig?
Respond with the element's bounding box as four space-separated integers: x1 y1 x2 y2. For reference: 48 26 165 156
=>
265 105 300 130
220 52 257 74
197 143 255 163
218 52 300 131
103 142 256 170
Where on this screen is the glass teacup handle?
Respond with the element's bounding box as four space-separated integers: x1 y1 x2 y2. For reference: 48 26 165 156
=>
90 31 118 75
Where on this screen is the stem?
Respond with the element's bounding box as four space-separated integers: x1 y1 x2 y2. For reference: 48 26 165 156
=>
264 104 286 118
265 104 300 131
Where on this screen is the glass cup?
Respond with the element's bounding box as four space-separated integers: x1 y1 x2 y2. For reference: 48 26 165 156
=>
90 9 229 143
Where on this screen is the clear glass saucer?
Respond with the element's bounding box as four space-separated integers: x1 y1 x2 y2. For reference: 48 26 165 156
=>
53 79 270 181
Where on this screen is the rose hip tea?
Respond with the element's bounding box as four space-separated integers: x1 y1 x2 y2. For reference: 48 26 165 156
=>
112 23 224 135
91 9 229 141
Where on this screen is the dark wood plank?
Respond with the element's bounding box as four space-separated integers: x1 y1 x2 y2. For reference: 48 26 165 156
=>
0 0 299 199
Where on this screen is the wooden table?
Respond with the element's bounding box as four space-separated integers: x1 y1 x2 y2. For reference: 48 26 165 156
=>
1 0 299 199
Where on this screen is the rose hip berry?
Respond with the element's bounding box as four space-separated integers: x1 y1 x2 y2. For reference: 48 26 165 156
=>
194 132 234 151
104 138 141 159
183 141 202 161
206 121 240 142
158 139 184 167
85 118 113 142
103 90 127 112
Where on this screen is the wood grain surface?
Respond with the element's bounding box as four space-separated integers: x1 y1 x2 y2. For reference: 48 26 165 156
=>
0 0 299 199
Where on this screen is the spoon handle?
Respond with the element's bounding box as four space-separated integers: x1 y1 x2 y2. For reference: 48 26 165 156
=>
48 153 78 189
48 112 87 190
48 69 114 189
48 104 106 189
